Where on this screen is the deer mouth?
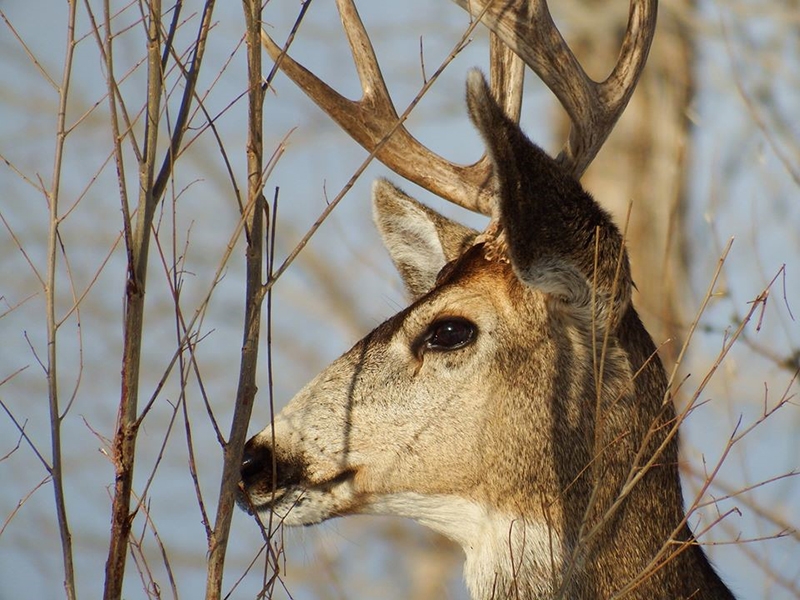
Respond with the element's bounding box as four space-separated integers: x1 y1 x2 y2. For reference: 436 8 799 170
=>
235 486 288 516
237 449 358 525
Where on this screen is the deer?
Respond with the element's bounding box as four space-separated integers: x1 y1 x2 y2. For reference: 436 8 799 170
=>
238 0 736 598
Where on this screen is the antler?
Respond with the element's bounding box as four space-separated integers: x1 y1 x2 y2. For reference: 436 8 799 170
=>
262 0 655 212
453 0 657 177
262 0 522 216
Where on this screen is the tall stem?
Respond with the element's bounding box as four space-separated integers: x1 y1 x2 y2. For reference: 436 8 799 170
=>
47 1 78 598
102 0 163 596
204 1 265 596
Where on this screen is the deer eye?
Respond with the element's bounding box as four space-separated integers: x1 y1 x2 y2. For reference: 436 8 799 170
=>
424 318 476 351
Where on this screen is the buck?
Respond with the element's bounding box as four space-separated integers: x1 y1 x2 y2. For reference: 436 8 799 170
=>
239 0 735 597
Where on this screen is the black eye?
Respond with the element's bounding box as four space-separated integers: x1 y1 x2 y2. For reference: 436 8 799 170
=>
424 318 476 351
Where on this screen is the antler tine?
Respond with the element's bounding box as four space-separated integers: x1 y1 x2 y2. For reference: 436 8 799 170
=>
489 32 525 125
334 0 394 116
262 0 498 215
453 0 657 178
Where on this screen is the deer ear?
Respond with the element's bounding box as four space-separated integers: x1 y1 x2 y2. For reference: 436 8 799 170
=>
465 70 631 324
373 178 478 300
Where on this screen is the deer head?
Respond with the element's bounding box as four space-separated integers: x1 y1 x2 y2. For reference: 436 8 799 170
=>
240 1 734 598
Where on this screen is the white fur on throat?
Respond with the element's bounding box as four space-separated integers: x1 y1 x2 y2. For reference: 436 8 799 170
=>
367 493 562 599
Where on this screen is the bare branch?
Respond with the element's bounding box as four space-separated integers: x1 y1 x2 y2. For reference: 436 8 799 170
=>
0 9 58 89
44 0 79 595
0 477 51 540
0 396 50 472
205 0 268 597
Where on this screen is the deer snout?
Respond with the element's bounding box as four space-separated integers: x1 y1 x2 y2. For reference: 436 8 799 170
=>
238 434 310 512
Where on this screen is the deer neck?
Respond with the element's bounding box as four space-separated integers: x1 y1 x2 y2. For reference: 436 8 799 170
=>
368 492 562 599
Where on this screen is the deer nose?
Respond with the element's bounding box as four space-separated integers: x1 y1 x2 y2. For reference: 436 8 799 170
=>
240 450 258 481
240 440 268 483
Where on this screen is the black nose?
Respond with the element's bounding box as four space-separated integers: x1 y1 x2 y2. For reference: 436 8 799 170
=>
240 438 307 492
240 450 258 481
240 439 269 483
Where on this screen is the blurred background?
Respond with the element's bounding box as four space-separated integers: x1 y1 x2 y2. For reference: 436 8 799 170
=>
0 0 798 598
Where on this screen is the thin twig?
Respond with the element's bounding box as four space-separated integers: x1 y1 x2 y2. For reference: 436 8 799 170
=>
0 476 51 539
685 465 800 543
0 9 59 89
0 211 46 287
0 396 51 472
45 1 79 596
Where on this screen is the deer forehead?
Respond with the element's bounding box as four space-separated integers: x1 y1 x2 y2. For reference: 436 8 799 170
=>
398 245 545 334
